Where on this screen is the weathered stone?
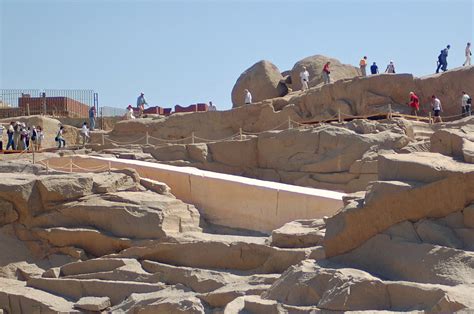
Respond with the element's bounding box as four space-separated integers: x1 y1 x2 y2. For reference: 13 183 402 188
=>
414 219 463 249
0 199 18 226
270 219 325 248
75 296 111 311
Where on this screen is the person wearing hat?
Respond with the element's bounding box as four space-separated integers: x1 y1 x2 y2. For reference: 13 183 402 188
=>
136 92 148 118
385 60 396 73
436 45 450 73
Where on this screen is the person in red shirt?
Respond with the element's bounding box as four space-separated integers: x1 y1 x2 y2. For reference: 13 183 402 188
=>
408 92 420 116
322 62 331 84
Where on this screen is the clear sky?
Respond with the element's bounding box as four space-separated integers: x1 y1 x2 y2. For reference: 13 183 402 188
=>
1 0 473 110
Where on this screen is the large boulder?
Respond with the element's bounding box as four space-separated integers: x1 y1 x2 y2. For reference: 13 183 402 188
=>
231 60 287 108
290 55 360 91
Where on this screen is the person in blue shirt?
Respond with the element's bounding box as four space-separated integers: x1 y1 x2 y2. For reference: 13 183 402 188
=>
370 62 379 75
88 106 96 131
436 45 450 73
136 93 148 117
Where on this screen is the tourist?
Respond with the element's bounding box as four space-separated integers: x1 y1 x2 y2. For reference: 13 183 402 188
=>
6 122 15 150
35 126 44 151
244 89 252 105
80 122 90 146
20 124 29 150
0 125 4 151
29 126 37 151
125 105 136 120
370 62 379 75
436 45 450 73
322 62 331 84
13 122 21 150
408 92 420 116
89 106 96 131
137 92 148 117
300 66 310 90
464 42 472 66
431 95 443 123
208 101 217 111
359 56 368 76
462 91 472 117
385 60 396 73
56 125 66 148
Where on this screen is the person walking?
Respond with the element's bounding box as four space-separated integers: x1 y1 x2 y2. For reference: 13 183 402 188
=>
0 125 4 151
359 56 368 76
462 91 472 117
370 62 379 75
6 122 15 150
35 126 44 151
89 106 96 131
20 124 28 150
322 62 331 84
385 60 396 73
408 92 420 116
80 122 90 146
13 122 21 150
136 92 148 117
464 42 472 66
431 95 443 123
436 45 450 73
299 66 310 91
244 89 253 105
29 126 37 151
56 125 66 148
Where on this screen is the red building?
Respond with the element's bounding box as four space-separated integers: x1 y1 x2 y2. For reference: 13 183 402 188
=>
17 95 90 117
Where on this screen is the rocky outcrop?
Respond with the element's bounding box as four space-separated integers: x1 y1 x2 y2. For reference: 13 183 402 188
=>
231 60 287 108
290 54 360 91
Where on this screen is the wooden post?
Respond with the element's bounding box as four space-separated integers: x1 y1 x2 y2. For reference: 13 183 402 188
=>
145 131 149 145
388 104 392 120
69 158 73 173
26 103 30 116
429 111 432 124
108 161 111 173
32 149 35 164
239 128 243 141
101 133 105 145
191 132 195 144
46 160 49 174
288 117 292 129
338 109 342 123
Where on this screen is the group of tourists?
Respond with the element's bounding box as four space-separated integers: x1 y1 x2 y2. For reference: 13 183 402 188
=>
407 91 471 123
0 121 44 151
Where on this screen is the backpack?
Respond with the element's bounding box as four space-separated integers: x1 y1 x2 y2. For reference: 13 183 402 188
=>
31 129 37 141
468 97 472 105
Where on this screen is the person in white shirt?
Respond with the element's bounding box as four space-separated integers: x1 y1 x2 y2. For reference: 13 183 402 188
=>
299 66 310 91
431 95 443 123
385 60 396 73
208 101 217 111
35 126 44 151
462 91 471 117
80 122 90 146
125 105 136 120
464 42 471 66
244 89 252 105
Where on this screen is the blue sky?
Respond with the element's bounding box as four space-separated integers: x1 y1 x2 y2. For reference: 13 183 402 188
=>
1 0 473 110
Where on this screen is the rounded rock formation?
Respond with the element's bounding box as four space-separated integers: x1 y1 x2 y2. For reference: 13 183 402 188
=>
231 60 288 108
290 55 360 90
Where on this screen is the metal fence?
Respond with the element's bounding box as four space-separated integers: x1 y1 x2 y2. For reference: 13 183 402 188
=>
0 89 96 107
100 106 127 117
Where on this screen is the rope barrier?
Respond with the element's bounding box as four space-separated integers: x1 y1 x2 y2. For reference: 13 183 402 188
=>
104 135 146 145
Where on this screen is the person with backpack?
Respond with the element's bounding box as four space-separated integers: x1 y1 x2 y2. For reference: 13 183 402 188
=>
6 121 15 150
385 60 396 73
55 125 66 148
462 91 472 117
436 45 450 73
29 126 37 151
464 42 472 66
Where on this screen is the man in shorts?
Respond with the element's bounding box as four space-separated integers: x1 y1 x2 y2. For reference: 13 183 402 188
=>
431 95 443 123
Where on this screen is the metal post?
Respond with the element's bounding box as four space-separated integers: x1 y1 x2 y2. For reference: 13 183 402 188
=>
145 131 149 145
239 128 243 141
42 92 47 116
191 132 195 144
101 133 105 145
288 116 292 129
